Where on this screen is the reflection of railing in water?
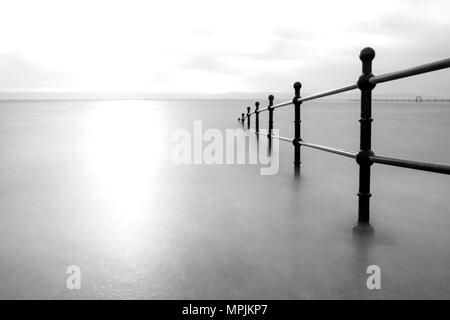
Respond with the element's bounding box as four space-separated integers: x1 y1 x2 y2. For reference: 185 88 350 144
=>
237 47 450 233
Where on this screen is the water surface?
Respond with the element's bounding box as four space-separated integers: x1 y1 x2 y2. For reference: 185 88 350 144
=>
0 99 449 299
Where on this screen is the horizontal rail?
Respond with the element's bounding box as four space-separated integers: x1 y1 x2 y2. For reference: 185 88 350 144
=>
254 130 357 158
255 131 292 143
369 154 450 175
272 100 294 110
256 83 359 113
276 135 293 143
297 84 359 104
253 131 450 174
253 127 449 172
299 141 357 159
370 58 450 85
244 58 450 115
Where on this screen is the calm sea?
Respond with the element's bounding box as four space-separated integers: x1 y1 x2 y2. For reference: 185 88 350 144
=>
0 99 449 299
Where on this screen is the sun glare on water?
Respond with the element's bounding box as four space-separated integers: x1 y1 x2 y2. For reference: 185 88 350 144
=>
83 100 163 225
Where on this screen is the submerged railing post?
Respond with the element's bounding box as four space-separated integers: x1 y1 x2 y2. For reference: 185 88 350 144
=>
293 82 302 176
241 113 245 127
247 107 251 129
354 47 376 233
267 95 274 154
267 95 274 138
255 101 260 133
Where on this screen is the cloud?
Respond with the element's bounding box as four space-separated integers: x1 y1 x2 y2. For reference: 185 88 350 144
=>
191 27 215 37
182 55 236 74
246 28 316 62
0 54 70 90
0 0 449 95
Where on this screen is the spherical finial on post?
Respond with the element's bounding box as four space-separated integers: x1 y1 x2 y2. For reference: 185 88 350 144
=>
293 82 302 99
359 47 375 62
359 47 376 75
255 101 259 110
247 106 251 112
268 95 274 107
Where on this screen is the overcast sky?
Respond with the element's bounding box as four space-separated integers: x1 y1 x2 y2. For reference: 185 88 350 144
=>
0 0 449 96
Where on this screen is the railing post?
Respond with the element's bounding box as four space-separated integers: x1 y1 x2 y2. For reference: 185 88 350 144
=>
267 95 274 138
293 82 302 176
255 101 260 133
354 47 376 233
247 107 251 129
241 113 245 127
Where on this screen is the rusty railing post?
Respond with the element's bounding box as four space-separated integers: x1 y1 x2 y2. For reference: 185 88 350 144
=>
247 106 251 129
255 101 260 133
354 47 376 233
293 82 302 176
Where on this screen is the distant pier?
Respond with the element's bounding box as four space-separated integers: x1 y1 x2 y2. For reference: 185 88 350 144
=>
369 97 450 102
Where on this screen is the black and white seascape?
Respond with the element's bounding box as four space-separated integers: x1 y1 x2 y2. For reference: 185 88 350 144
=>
0 0 449 301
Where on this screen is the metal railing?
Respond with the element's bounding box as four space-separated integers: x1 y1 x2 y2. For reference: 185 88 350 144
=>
237 47 450 233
